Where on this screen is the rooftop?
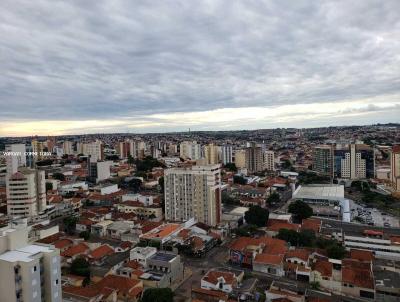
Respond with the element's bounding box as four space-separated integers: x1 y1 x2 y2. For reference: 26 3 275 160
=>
293 184 344 200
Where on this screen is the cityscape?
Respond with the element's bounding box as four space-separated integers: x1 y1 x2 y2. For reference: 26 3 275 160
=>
1 1 400 302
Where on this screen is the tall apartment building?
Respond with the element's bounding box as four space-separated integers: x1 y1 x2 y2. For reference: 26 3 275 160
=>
82 140 104 162
390 145 400 192
245 143 263 173
312 145 334 177
6 168 46 218
117 141 131 159
5 144 26 176
179 141 202 160
31 140 45 160
220 145 233 165
204 144 219 165
62 141 74 155
164 165 221 226
334 144 374 179
0 224 62 302
89 161 112 183
234 150 246 169
263 150 275 171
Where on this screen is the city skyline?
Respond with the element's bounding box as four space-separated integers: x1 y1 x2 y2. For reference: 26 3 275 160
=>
1 1 400 136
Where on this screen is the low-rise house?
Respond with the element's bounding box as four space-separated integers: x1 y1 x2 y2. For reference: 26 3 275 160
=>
265 219 300 237
87 244 114 265
130 246 157 267
115 200 163 221
61 243 90 265
253 253 285 276
341 259 375 300
91 220 114 237
201 270 244 293
191 288 229 302
76 218 96 233
106 220 135 239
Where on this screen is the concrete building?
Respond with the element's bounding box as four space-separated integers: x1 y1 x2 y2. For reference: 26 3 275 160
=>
164 165 222 226
0 224 62 302
117 141 131 159
82 140 104 162
31 140 45 160
334 144 374 179
145 251 184 288
5 144 26 176
313 145 334 177
204 144 219 165
263 150 275 171
6 168 46 218
89 161 112 183
220 145 233 165
234 150 246 169
245 143 263 173
179 141 202 160
62 140 74 155
130 246 157 267
390 145 400 192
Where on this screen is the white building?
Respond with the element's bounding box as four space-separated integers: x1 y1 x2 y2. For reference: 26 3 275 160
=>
204 144 219 165
130 246 157 267
5 144 26 176
82 140 103 162
0 224 62 302
89 161 112 183
220 145 233 165
390 146 400 192
164 164 221 226
62 141 74 155
179 141 202 160
6 168 46 218
263 150 275 171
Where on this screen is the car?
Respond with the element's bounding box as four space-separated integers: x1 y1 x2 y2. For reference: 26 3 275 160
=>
384 223 390 227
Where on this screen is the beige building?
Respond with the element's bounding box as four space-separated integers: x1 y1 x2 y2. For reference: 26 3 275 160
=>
179 141 202 160
82 140 104 162
62 140 74 155
0 224 62 302
164 164 221 226
263 150 275 171
204 144 219 165
31 140 45 160
6 168 46 218
5 144 26 176
234 150 246 169
390 146 400 192
245 144 263 173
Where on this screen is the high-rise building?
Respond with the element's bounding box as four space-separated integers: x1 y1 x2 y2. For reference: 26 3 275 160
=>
0 224 62 302
312 145 334 177
245 143 263 173
6 167 46 218
5 144 26 176
117 141 131 159
164 164 221 226
390 145 400 192
204 144 219 165
220 145 233 165
82 140 104 162
263 150 275 171
89 161 112 183
62 141 74 155
234 150 246 169
179 141 202 160
334 144 374 179
31 140 45 160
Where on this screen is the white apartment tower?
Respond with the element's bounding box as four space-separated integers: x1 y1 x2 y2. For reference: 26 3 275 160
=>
340 144 366 179
5 144 26 176
263 150 275 171
179 141 202 160
6 168 46 218
62 141 74 155
0 224 62 302
390 145 400 192
82 140 103 162
220 145 233 165
164 164 221 226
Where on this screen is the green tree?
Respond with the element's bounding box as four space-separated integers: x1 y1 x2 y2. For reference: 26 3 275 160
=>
326 243 346 259
158 176 165 193
233 175 247 185
224 163 237 172
127 154 135 165
141 288 173 302
222 192 240 205
64 217 78 235
52 172 65 181
288 200 313 222
70 257 90 277
266 192 281 205
79 231 90 241
244 206 269 227
127 178 142 193
276 229 300 246
45 182 53 192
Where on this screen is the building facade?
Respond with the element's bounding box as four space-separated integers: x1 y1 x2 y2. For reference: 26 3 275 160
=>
245 144 263 173
263 150 275 171
390 145 400 192
220 145 233 165
313 145 334 177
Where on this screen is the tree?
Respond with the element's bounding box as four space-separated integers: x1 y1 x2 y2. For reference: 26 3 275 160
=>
233 175 247 185
64 217 78 235
79 231 90 240
224 163 237 172
222 192 240 205
127 154 135 165
326 243 346 259
266 192 281 205
276 229 300 246
158 176 165 193
52 172 65 181
45 182 53 192
244 206 269 227
141 288 173 302
126 178 142 193
70 257 90 277
288 200 313 222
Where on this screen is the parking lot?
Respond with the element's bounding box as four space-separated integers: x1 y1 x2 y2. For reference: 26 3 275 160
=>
349 200 400 227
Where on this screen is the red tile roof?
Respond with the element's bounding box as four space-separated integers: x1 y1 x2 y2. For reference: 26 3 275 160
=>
301 218 321 233
61 243 89 257
254 253 284 265
342 260 374 289
267 219 300 232
88 245 114 260
54 239 73 249
350 249 374 262
202 270 236 285
313 260 332 277
229 236 287 255
285 249 310 262
95 275 142 297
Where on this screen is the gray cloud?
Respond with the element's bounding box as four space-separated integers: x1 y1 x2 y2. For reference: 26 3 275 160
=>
0 0 400 129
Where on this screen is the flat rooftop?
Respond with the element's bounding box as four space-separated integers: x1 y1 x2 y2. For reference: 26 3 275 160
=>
149 252 177 262
293 185 344 200
0 244 54 262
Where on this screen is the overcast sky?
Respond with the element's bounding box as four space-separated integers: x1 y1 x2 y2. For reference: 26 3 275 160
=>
1 0 400 136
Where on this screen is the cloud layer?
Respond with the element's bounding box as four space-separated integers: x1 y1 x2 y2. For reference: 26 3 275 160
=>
1 0 400 135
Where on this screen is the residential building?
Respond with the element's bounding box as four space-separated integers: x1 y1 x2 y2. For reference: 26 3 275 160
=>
390 145 400 192
263 150 275 171
6 167 46 218
179 141 202 160
245 143 263 173
313 145 334 177
31 139 45 160
62 140 74 155
5 144 26 176
88 161 112 183
0 224 62 302
164 165 222 226
334 143 374 179
204 144 219 165
220 145 233 165
234 150 246 169
82 140 104 162
130 246 157 267
201 269 243 293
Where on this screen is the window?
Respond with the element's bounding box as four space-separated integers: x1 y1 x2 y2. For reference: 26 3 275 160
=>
55 279 59 285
